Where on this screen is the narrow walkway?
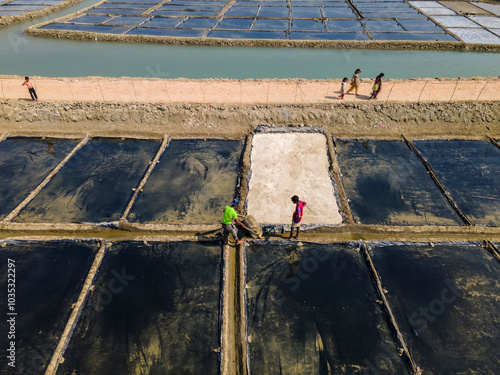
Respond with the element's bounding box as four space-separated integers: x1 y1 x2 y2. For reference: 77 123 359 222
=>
2 76 499 104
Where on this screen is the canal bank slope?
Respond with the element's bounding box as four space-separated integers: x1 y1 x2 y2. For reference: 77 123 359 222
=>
0 76 499 139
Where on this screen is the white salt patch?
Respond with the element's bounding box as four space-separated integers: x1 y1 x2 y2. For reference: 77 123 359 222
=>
418 7 457 15
431 15 481 28
471 2 500 16
247 132 343 226
448 27 500 43
409 1 444 8
469 16 500 29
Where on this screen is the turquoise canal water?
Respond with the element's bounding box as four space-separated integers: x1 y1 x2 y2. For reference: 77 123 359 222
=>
0 0 499 79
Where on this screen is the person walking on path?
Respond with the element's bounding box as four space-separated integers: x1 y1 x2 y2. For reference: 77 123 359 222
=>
220 198 245 245
22 76 38 101
370 73 385 100
339 77 349 99
347 68 362 96
289 195 306 240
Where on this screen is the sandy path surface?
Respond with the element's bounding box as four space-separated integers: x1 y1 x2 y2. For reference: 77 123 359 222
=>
247 132 343 226
2 76 500 104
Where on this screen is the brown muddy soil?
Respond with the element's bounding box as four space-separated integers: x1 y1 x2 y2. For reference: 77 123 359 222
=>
1 100 499 139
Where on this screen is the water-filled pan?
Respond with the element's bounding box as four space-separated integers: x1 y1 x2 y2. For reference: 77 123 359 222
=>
291 19 326 30
326 19 365 31
98 3 152 9
108 0 158 3
127 26 207 35
208 29 286 38
257 6 290 18
290 6 323 18
103 15 151 25
356 5 414 12
152 9 219 16
0 10 25 15
371 32 456 40
398 18 445 32
216 17 254 29
361 11 426 18
178 16 219 28
1 4 46 9
88 7 148 15
321 7 356 17
362 19 405 32
67 14 114 23
252 18 290 30
223 5 259 16
141 16 185 28
290 31 369 39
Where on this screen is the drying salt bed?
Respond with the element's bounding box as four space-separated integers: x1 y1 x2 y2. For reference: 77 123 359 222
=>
413 140 500 227
0 137 77 220
334 139 462 226
0 240 98 374
369 242 500 374
127 139 243 224
409 1 500 44
245 242 409 374
247 132 342 227
56 241 221 375
12 138 160 223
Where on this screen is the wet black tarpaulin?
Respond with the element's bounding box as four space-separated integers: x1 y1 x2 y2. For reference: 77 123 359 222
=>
0 138 76 220
13 138 160 223
57 241 222 375
413 140 500 226
128 139 243 224
246 242 409 374
370 242 500 374
0 241 97 374
334 139 462 226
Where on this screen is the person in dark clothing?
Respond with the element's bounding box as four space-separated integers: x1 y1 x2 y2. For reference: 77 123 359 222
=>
370 73 385 100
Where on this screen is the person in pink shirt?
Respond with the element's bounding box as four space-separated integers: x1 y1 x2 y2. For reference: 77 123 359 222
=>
22 76 38 101
289 195 306 240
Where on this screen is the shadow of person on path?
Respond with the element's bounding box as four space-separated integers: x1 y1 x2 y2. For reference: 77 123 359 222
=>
356 94 372 100
324 94 372 100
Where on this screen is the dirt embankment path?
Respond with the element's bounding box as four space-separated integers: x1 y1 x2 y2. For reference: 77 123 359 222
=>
1 76 499 138
1 100 499 139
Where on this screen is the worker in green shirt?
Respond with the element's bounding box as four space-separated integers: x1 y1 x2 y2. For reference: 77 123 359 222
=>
220 198 245 245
